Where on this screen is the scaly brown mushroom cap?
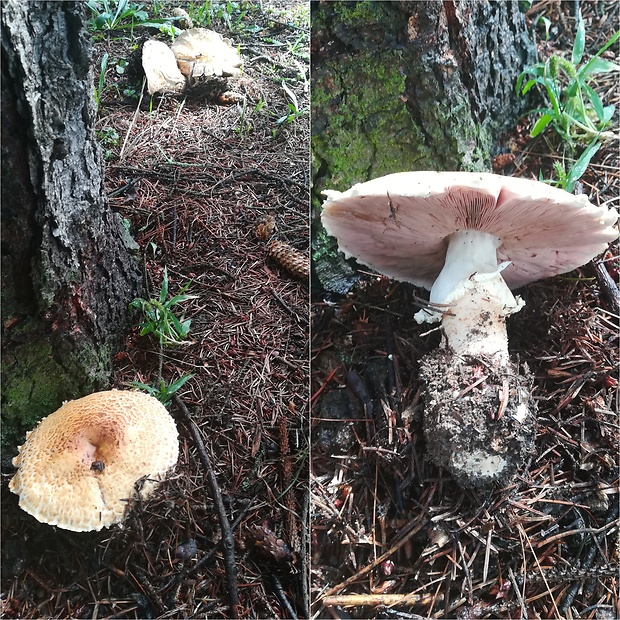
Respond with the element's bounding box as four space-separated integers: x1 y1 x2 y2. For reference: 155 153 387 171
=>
9 390 179 532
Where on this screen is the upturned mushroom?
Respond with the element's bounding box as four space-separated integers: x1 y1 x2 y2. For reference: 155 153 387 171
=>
322 171 618 489
171 28 243 82
9 390 179 531
142 39 187 95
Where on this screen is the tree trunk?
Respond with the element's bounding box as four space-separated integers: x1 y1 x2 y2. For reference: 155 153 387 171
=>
311 0 535 293
1 1 142 455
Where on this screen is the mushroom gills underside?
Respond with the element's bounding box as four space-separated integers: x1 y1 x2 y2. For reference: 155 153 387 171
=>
420 349 536 490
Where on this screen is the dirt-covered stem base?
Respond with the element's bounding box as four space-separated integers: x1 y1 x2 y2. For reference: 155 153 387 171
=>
420 350 536 490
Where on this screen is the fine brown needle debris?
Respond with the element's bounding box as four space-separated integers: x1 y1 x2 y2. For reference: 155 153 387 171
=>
173 394 239 617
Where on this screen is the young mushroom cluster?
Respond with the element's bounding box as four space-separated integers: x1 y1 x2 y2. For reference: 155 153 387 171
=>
322 171 618 489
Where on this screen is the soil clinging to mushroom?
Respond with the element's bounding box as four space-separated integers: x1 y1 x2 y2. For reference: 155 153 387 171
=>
420 350 537 490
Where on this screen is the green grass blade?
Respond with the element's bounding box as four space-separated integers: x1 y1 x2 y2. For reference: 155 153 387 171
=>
542 77 561 118
580 57 620 77
572 14 585 65
111 0 129 28
166 293 198 308
581 83 605 122
520 78 538 95
601 104 615 123
168 313 187 338
566 141 600 192
530 113 553 138
167 373 195 393
159 267 169 303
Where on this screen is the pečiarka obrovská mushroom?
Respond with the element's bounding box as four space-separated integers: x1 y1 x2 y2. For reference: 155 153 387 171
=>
321 171 619 490
9 390 179 531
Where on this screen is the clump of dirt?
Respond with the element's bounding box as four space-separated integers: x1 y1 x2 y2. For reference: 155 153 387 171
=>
312 387 364 458
420 350 536 490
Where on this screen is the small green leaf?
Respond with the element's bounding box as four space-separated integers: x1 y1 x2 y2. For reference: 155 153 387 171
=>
520 78 538 95
281 80 299 112
572 14 585 65
542 78 561 118
129 381 158 396
112 0 129 26
516 67 544 95
169 313 185 335
541 16 551 41
530 113 554 138
602 105 615 123
167 293 198 307
566 141 600 192
582 83 605 121
591 29 620 59
160 267 169 303
564 79 579 98
580 57 620 77
167 373 195 393
98 52 108 93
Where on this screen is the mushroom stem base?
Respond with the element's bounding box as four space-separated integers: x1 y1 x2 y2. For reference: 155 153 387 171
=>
440 272 520 364
420 349 536 490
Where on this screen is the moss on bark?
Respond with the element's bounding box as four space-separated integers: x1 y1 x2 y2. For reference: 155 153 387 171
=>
1 316 113 459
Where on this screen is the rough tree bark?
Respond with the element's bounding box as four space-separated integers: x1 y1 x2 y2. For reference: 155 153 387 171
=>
1 2 142 455
312 0 536 292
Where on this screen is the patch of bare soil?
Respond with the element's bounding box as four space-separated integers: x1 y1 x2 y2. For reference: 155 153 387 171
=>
2 2 309 618
311 2 619 618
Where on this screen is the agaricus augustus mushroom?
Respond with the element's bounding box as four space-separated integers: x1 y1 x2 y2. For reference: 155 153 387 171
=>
142 40 187 95
171 28 243 82
322 171 619 489
9 390 179 532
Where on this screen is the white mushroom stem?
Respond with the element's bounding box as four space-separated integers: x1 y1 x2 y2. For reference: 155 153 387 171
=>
414 230 524 365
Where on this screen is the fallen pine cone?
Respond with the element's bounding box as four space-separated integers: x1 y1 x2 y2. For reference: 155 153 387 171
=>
246 524 292 562
255 215 276 241
267 239 309 283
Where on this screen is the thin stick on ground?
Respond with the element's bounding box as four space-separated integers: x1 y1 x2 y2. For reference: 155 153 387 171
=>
173 394 239 618
318 513 428 601
271 573 299 620
160 492 261 598
322 592 437 608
